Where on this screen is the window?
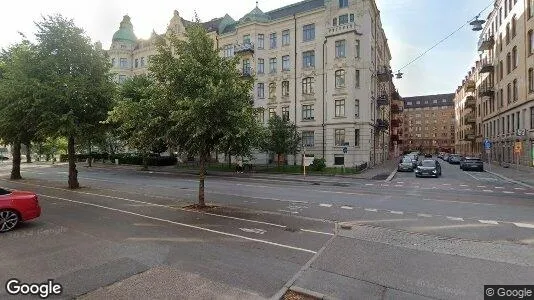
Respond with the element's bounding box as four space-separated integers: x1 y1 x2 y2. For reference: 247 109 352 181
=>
302 105 314 120
258 34 264 49
355 99 360 118
120 44 126 49
269 57 277 73
354 129 360 147
335 129 345 146
303 50 315 67
282 81 289 96
500 88 504 107
339 0 348 8
303 24 315 41
333 18 337 26
512 46 518 69
511 16 516 37
140 57 145 67
269 82 276 98
335 69 345 88
302 131 314 147
505 0 508 17
223 45 233 57
530 0 534 18
269 108 276 118
335 40 346 58
339 14 348 25
499 33 503 52
334 155 345 165
257 83 265 98
111 58 115 66
242 59 251 75
282 55 290 71
531 107 534 129
509 0 512 10
335 99 345 117
506 52 511 74
258 58 264 74
355 70 360 88
269 33 277 49
349 13 354 22
118 75 126 84
282 30 290 46
499 60 503 79
243 34 250 44
256 110 265 124
529 30 534 55
499 8 502 24
513 79 518 102
507 83 512 104
134 59 138 68
282 106 290 121
506 24 510 44
529 68 534 92
120 58 128 68
355 40 360 58
302 77 314 94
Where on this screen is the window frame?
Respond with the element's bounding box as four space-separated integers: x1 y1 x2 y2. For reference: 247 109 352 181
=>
302 104 314 120
302 77 314 95
334 129 345 146
257 34 265 49
303 50 315 68
335 40 346 58
355 99 360 118
335 69 346 88
282 55 290 71
335 99 346 117
257 83 265 99
282 80 290 96
257 58 265 74
282 30 290 46
303 24 315 42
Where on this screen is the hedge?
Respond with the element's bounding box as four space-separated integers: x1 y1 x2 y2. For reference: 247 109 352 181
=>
60 153 177 166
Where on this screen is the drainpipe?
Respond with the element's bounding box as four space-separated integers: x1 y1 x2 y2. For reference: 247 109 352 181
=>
294 14 298 165
322 38 327 159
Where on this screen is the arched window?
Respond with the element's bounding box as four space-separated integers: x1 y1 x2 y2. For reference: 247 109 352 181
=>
335 70 345 88
512 46 518 69
268 82 276 98
512 15 516 37
529 30 534 55
528 68 534 93
506 23 510 44
513 79 518 102
302 77 314 94
507 83 511 104
506 52 511 74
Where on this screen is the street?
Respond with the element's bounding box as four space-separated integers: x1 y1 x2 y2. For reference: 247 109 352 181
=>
1 159 534 299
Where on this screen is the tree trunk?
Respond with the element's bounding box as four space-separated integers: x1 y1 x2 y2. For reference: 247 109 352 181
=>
227 153 232 168
142 153 148 170
88 141 92 167
198 153 206 207
25 143 32 163
10 141 22 180
67 135 80 189
277 153 281 168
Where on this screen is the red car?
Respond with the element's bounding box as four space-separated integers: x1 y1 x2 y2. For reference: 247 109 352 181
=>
0 187 41 232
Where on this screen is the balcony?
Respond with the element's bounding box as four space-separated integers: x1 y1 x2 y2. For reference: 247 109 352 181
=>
478 85 494 98
391 104 402 114
391 90 401 100
377 94 389 107
478 35 494 52
326 22 360 36
377 67 393 82
234 42 255 55
479 58 494 73
464 80 476 93
465 113 476 124
240 67 254 77
375 119 389 131
465 96 476 108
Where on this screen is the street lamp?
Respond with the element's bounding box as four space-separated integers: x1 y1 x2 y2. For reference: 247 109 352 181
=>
470 16 485 31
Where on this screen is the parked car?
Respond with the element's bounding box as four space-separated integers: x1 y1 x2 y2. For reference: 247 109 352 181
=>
442 154 450 161
0 156 9 161
0 187 41 233
448 154 461 164
424 153 433 158
408 154 419 168
398 156 415 172
437 152 445 159
415 159 442 178
460 157 484 171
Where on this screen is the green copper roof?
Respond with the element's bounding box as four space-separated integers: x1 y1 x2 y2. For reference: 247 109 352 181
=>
218 14 235 34
239 7 270 24
112 15 137 43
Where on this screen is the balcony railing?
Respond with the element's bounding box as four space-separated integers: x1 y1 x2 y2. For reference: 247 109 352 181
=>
240 67 254 77
375 119 389 131
479 57 494 73
464 80 476 93
465 113 476 123
377 67 393 82
391 90 401 100
326 22 360 36
478 85 494 98
478 35 495 52
234 42 255 54
465 95 476 108
377 94 389 106
391 104 402 114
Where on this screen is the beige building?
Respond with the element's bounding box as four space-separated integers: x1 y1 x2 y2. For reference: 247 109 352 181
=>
454 68 478 156
107 0 396 167
401 94 456 154
463 0 534 167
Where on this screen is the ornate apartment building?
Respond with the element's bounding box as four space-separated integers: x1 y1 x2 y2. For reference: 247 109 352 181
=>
455 0 534 167
107 0 396 167
401 94 456 154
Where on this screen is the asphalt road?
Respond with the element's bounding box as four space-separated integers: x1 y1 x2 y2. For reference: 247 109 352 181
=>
1 160 533 299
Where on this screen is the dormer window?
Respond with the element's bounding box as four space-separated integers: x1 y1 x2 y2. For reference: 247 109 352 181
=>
120 44 126 49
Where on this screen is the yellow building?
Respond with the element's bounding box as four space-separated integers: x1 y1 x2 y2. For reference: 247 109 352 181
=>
107 0 396 167
454 68 478 156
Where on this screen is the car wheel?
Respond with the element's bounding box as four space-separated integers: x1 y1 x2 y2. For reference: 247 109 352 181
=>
0 209 20 233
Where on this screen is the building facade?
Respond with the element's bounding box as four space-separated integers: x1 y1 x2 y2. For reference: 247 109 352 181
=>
107 0 397 167
454 67 479 156
401 94 456 154
458 0 534 167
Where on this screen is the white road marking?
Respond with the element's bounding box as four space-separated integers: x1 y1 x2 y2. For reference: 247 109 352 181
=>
319 204 332 207
478 220 499 225
525 193 534 195
503 191 514 194
382 184 389 187
446 216 464 221
417 213 432 217
463 172 480 181
40 194 317 254
462 189 473 191
460 184 468 187
514 187 525 190
364 208 378 212
494 187 504 189
239 228 266 235
300 229 335 236
483 190 493 192
442 183 451 186
365 183 374 186
390 211 403 215
513 222 534 229
394 184 402 187
396 181 404 184
278 209 298 214
477 185 487 188
341 206 353 210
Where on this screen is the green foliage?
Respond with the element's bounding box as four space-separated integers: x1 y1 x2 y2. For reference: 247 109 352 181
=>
309 158 326 171
261 115 301 164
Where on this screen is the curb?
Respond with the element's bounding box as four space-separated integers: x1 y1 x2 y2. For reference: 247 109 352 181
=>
484 170 534 189
288 286 326 299
385 169 397 182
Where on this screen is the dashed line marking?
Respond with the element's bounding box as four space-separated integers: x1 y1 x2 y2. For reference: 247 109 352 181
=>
390 211 403 215
525 193 534 195
513 222 534 229
396 181 404 184
394 184 402 187
514 187 525 190
382 184 389 187
319 204 332 208
365 183 374 186
446 216 464 221
494 187 504 189
460 184 468 187
462 189 473 191
479 220 499 225
503 191 514 194
365 208 378 212
300 229 334 236
341 206 353 210
483 190 493 192
477 185 487 188
417 213 432 218
442 183 451 186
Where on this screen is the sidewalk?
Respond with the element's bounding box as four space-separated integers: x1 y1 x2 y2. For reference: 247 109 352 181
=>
484 162 534 188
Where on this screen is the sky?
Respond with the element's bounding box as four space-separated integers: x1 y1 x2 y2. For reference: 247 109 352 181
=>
0 0 492 97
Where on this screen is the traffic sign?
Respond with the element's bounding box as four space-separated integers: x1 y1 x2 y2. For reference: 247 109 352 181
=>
484 139 492 150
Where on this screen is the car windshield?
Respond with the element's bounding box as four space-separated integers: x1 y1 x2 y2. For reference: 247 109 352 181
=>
0 188 11 195
402 158 412 163
466 158 481 162
421 161 435 167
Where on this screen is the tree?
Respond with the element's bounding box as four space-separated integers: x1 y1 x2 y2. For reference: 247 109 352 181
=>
35 15 115 188
0 41 41 179
150 25 256 207
262 115 301 168
107 74 169 170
